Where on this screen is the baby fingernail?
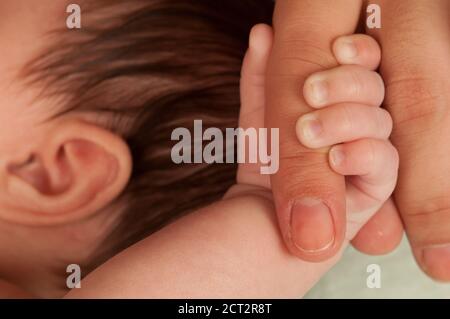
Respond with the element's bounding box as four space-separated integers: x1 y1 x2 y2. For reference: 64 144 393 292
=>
290 198 335 253
330 146 345 167
335 38 358 62
297 114 323 145
306 78 328 106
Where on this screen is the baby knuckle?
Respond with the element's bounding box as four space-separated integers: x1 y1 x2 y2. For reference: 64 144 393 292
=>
389 143 400 170
341 105 355 133
374 108 393 138
348 70 364 98
373 72 386 103
383 142 400 182
365 139 379 167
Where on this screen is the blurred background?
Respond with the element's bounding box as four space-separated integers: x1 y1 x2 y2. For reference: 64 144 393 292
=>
306 237 450 298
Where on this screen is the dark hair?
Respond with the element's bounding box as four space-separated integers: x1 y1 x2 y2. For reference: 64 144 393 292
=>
25 0 274 270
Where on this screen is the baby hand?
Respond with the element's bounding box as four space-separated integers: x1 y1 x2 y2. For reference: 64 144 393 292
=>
296 34 399 251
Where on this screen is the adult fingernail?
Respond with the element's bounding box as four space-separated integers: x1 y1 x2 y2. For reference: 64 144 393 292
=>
330 146 345 167
297 114 323 146
335 38 358 62
290 198 335 253
306 77 328 106
422 245 450 281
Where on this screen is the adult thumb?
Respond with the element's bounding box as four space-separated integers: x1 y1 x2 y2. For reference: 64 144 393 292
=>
266 0 362 262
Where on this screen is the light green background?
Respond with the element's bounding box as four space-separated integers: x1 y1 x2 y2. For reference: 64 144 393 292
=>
305 237 450 298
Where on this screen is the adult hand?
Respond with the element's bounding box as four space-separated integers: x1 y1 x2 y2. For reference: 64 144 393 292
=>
367 0 450 281
266 0 449 275
266 0 361 262
266 0 403 262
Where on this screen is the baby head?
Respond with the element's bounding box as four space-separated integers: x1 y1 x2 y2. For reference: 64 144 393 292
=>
0 0 273 296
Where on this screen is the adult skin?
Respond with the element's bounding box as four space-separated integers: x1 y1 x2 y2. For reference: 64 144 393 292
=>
368 0 450 281
266 0 363 263
267 0 450 280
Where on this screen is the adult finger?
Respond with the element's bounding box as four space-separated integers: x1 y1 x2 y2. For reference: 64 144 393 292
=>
266 0 363 261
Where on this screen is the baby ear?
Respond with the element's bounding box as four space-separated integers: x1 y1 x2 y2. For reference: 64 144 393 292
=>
0 119 132 225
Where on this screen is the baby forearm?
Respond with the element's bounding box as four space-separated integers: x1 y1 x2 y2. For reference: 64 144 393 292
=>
66 194 343 298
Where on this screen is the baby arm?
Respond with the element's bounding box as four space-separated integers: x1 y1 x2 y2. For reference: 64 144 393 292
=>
68 190 329 298
65 26 397 298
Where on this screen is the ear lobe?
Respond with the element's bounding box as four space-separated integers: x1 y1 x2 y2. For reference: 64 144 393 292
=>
0 119 132 225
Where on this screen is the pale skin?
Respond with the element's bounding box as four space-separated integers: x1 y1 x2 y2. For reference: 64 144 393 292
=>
267 0 450 281
0 0 132 298
0 0 445 298
66 25 397 298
